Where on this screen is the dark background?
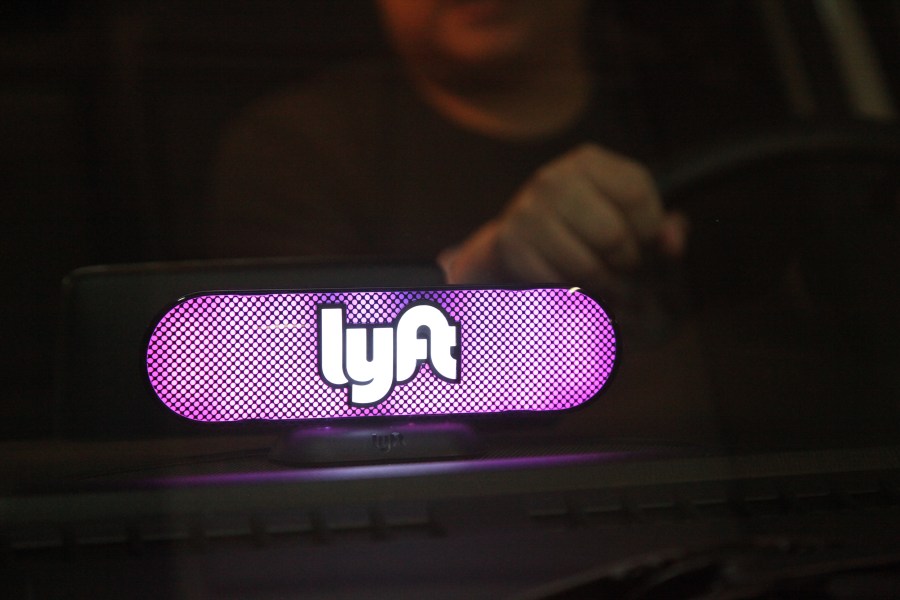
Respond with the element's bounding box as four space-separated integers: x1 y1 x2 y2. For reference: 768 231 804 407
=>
2 0 898 438
1 0 391 437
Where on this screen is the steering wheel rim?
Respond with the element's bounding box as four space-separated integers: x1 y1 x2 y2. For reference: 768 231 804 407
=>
655 121 900 202
644 121 900 449
640 120 900 317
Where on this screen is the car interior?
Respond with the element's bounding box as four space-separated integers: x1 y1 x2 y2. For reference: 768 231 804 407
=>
2 1 899 598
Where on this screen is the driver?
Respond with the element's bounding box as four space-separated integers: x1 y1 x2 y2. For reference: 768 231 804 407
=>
204 0 775 306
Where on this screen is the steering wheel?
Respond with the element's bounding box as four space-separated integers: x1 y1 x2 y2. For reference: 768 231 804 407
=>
642 122 900 447
656 122 900 201
648 122 900 312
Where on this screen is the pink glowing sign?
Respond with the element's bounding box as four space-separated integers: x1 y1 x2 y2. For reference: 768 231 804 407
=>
146 287 617 422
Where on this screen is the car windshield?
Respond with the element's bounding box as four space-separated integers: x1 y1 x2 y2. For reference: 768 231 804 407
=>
1 1 898 598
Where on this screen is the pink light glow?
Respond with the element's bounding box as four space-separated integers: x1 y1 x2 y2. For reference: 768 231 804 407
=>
145 287 616 422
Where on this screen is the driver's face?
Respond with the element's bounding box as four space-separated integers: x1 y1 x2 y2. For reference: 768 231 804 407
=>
376 0 589 70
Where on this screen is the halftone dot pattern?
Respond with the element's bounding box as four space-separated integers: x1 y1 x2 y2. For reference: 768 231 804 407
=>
146 288 616 422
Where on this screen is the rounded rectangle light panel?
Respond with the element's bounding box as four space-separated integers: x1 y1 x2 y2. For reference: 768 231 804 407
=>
146 287 617 422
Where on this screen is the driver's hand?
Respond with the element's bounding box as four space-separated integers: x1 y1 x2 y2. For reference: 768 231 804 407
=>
441 143 687 299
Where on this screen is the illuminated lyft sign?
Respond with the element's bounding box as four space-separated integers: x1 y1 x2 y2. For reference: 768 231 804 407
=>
146 287 617 422
318 301 460 406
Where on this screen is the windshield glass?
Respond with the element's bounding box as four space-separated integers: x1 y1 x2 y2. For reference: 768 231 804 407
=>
1 1 898 596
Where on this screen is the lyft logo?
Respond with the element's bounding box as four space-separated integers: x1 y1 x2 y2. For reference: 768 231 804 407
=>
318 301 460 407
